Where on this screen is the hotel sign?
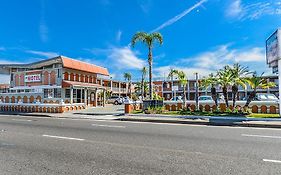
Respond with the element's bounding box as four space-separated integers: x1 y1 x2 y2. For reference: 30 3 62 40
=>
25 74 41 83
266 29 281 73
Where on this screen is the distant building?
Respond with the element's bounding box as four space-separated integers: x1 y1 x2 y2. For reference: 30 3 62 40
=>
151 75 279 100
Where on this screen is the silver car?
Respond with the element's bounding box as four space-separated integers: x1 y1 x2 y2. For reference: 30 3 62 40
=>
107 96 124 105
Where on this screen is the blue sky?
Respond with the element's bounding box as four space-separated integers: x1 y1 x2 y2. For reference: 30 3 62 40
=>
0 0 281 83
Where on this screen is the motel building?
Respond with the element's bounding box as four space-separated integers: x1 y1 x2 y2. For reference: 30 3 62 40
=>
0 56 118 113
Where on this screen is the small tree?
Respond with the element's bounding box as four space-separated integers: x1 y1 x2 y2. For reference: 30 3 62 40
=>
173 70 188 107
123 72 132 98
217 66 233 107
168 68 177 99
244 73 275 107
229 63 249 108
201 73 218 106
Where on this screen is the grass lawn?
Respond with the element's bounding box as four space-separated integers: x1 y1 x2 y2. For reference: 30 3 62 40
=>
246 113 280 118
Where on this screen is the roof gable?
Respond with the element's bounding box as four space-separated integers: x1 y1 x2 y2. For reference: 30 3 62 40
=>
61 57 109 76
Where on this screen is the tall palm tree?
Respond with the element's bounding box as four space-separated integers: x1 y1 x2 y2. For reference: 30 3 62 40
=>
140 67 147 100
201 73 218 107
244 73 275 107
123 72 132 98
217 66 233 108
229 63 249 108
131 31 163 100
168 68 177 99
173 70 188 107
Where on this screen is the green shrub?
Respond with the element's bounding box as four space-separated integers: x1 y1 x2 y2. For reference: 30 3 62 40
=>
144 106 165 114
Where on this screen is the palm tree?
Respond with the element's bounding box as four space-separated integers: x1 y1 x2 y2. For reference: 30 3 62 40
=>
131 31 163 100
229 63 249 108
135 81 148 97
173 70 188 107
123 72 132 98
168 68 177 99
217 66 233 108
244 73 275 107
201 73 218 107
140 67 147 100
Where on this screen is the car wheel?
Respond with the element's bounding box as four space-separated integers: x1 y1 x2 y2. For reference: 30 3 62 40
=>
114 101 118 105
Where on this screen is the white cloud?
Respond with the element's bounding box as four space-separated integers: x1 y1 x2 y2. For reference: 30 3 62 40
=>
26 50 59 58
225 0 281 20
88 46 145 70
108 47 145 69
225 0 243 18
154 44 266 80
154 66 212 80
138 0 152 14
234 47 264 62
151 0 207 32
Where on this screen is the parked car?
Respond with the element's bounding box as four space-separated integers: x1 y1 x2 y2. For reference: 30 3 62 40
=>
243 93 279 102
107 96 124 105
198 95 213 102
170 96 183 101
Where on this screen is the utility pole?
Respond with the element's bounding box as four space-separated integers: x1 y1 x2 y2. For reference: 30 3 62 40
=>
195 72 199 111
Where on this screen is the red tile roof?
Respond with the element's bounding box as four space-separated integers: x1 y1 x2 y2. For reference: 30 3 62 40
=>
61 57 109 76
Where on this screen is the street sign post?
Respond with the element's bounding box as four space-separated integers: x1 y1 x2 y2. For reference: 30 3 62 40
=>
266 29 281 116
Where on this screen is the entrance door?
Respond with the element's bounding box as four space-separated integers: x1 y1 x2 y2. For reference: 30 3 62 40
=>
90 92 96 106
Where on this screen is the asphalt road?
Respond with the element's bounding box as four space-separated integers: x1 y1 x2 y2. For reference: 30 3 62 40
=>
0 115 281 174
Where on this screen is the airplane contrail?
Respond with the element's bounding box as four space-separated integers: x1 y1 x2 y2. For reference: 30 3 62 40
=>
150 0 208 33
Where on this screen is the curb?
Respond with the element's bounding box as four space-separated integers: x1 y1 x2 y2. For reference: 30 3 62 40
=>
117 117 281 129
117 118 210 125
0 112 52 118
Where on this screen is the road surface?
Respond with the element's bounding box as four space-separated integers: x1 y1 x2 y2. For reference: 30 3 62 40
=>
0 114 281 174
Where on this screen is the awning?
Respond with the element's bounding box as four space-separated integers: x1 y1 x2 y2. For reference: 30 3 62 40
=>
62 80 105 89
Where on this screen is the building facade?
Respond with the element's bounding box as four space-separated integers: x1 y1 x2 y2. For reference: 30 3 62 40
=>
0 56 117 111
153 75 279 100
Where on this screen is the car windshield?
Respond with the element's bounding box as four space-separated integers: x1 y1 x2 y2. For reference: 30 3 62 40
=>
199 97 212 100
266 94 278 100
258 94 267 100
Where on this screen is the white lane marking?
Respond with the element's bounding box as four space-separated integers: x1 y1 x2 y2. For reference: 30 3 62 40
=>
12 119 32 122
42 134 85 141
242 134 281 139
91 124 126 128
263 159 281 163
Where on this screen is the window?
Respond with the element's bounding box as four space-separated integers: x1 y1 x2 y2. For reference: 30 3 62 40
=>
44 89 54 98
18 89 24 93
11 74 13 81
54 63 62 68
43 65 53 69
57 69 61 78
10 90 16 93
54 89 61 98
65 89 70 98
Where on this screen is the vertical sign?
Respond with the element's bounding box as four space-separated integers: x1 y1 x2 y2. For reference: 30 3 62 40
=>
266 29 281 116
